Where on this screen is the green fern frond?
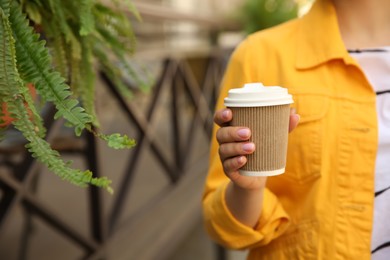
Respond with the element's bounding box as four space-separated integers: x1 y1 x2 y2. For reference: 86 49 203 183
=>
78 36 98 125
93 3 118 20
95 24 128 56
22 1 41 24
93 3 136 54
48 24 69 78
0 5 19 98
98 133 136 150
111 0 141 22
47 0 72 43
94 44 133 99
122 0 141 21
78 0 94 36
93 23 142 96
17 103 112 192
69 43 81 96
92 3 150 93
9 2 93 136
0 5 112 192
0 0 10 17
20 83 46 137
120 60 153 93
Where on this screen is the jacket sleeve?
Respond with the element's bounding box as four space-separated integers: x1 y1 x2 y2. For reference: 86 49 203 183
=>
202 38 291 250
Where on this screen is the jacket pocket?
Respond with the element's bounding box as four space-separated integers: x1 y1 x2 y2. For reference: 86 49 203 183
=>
283 94 329 184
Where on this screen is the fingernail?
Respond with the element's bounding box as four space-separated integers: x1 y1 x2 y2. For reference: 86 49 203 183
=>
222 110 230 120
290 107 296 114
238 156 246 164
237 128 250 138
242 143 255 152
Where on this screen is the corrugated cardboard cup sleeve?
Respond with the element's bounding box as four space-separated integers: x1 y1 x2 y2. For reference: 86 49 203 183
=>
230 104 290 176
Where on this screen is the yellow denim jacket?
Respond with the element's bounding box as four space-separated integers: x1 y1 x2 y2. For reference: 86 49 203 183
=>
202 0 378 259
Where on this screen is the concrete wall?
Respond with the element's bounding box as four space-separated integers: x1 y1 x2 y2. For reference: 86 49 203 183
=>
165 0 243 16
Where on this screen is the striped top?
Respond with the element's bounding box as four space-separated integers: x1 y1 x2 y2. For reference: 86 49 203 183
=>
349 47 390 259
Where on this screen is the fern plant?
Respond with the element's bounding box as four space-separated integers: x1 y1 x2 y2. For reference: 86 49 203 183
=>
0 0 144 193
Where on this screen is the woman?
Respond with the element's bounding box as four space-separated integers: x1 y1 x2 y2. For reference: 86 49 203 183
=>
202 0 390 259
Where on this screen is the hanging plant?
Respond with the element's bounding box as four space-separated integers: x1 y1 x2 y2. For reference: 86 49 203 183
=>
239 0 298 34
0 0 145 193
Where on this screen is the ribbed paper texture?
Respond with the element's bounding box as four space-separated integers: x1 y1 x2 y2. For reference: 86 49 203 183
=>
230 105 290 174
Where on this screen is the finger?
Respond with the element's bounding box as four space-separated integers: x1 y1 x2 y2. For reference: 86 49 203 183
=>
223 156 247 175
216 126 251 144
214 108 232 127
219 142 255 161
289 114 300 132
289 108 300 132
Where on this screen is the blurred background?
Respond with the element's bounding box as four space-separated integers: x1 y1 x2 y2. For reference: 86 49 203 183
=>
0 0 312 259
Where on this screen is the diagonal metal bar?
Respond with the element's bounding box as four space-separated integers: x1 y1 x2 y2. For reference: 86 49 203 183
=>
107 59 176 233
83 153 210 260
171 67 184 176
99 71 177 182
174 58 218 168
200 57 216 104
0 154 35 228
212 57 225 110
0 53 228 259
85 129 106 243
177 61 214 134
17 169 41 260
201 57 223 115
0 104 57 230
0 171 99 253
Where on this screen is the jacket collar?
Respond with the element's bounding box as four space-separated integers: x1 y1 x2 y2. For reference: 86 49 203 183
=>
295 0 356 69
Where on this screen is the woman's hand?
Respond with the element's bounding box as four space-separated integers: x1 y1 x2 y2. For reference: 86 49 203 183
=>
214 108 300 190
215 107 300 227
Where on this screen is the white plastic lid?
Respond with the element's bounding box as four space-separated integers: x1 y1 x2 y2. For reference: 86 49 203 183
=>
224 83 293 107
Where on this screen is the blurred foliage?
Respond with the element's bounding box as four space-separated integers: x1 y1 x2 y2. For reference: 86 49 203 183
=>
239 0 299 34
0 0 144 193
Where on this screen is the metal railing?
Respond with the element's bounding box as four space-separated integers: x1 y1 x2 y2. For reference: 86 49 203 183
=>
0 2 238 259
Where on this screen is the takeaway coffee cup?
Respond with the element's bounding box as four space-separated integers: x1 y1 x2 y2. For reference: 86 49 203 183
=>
224 83 293 176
